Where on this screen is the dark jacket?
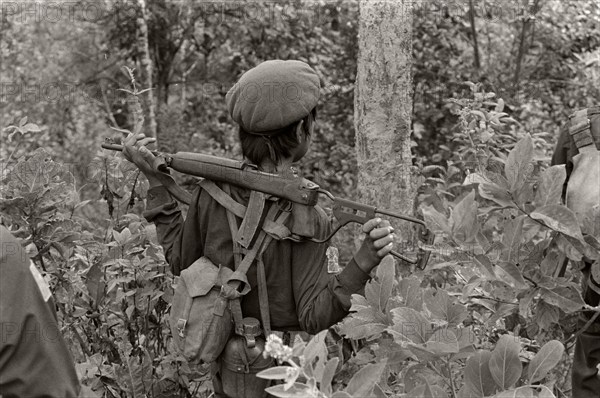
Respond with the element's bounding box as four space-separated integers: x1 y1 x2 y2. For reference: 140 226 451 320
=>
144 183 371 334
0 226 80 397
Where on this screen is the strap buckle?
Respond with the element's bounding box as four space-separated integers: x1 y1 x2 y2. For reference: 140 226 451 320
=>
176 319 187 338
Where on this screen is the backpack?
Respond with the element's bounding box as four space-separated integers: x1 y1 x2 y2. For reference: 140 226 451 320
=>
564 106 600 238
169 181 291 364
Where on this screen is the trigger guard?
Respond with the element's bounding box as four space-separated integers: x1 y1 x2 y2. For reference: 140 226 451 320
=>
152 157 170 174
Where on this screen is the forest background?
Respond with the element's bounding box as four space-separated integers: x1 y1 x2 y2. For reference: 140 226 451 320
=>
1 0 600 397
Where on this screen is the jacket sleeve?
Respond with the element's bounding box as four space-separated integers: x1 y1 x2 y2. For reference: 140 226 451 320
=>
144 185 207 276
291 212 371 334
0 226 81 398
143 186 185 275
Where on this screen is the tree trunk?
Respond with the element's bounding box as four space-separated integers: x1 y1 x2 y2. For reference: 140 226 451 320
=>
136 0 157 139
355 0 415 251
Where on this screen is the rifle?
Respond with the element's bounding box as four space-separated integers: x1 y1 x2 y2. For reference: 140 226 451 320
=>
102 140 433 268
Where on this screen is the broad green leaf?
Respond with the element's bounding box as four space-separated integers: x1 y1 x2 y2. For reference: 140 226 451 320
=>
257 366 294 380
473 254 496 279
493 387 535 397
372 383 387 398
581 205 600 237
527 340 564 383
505 135 533 194
115 347 152 398
535 301 560 329
303 330 328 364
537 385 557 398
350 303 386 324
488 280 518 303
399 276 424 311
22 123 41 133
19 116 27 126
422 205 451 234
518 288 537 318
389 307 432 344
479 182 515 208
338 318 386 340
501 216 524 263
464 350 497 397
540 249 563 277
452 327 477 359
86 262 104 304
406 342 438 362
404 364 435 392
407 382 448 398
530 205 584 242
464 172 489 185
331 392 352 398
451 190 479 244
349 294 369 311
535 165 566 207
425 328 459 355
113 227 133 246
513 172 536 205
423 289 468 327
457 383 482 398
377 256 395 311
265 383 315 398
496 262 527 288
344 359 387 397
489 335 522 389
540 286 585 313
78 385 100 398
319 358 338 395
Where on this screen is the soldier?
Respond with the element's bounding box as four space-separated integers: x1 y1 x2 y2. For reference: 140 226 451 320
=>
123 60 396 397
551 106 600 398
0 225 81 397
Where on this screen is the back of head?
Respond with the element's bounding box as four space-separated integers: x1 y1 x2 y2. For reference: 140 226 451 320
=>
226 60 321 165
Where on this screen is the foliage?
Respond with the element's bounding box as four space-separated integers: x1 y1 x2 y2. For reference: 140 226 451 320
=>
2 1 600 397
0 127 210 396
258 330 388 398
331 87 598 397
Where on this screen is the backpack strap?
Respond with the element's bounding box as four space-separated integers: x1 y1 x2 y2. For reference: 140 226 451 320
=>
569 109 595 152
202 179 291 338
225 204 290 337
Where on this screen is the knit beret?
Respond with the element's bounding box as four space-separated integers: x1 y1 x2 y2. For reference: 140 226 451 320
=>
226 60 320 135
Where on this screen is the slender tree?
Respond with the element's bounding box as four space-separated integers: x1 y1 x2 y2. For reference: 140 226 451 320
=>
136 0 158 139
355 0 415 246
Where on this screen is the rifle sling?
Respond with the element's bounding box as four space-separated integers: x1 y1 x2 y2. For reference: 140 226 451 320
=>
200 179 291 240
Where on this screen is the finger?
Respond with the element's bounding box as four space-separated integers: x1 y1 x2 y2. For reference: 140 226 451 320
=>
378 219 391 228
138 137 156 147
124 132 145 145
369 226 394 240
377 242 394 257
362 218 382 233
138 146 156 162
373 234 395 249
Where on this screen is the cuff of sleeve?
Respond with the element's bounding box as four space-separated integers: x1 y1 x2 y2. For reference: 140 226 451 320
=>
144 186 178 222
147 186 172 205
337 258 371 294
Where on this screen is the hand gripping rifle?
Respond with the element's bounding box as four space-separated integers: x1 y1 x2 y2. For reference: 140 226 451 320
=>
102 140 433 268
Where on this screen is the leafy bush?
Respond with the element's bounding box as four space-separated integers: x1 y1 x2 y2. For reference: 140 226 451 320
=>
250 86 599 397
